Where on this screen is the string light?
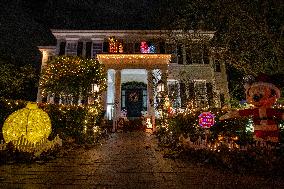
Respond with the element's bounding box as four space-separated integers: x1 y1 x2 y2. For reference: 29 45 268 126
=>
109 36 123 53
2 102 52 144
97 54 171 66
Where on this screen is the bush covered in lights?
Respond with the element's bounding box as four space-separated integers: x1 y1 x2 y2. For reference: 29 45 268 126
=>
40 56 106 101
156 108 255 147
156 105 284 176
0 98 106 144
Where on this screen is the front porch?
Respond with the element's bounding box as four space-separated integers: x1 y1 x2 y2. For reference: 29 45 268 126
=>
97 54 171 131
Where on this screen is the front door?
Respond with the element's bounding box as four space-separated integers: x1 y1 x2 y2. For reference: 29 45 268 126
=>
125 89 143 117
122 82 147 118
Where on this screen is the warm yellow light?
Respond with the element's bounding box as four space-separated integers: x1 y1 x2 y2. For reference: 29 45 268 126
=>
2 102 52 144
97 54 171 65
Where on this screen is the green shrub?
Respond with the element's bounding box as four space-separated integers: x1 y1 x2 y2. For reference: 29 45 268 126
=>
0 98 105 144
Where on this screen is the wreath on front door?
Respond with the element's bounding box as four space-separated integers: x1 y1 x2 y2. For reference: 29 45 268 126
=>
129 92 139 102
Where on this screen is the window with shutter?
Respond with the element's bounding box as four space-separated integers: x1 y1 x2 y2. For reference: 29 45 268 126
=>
191 44 203 64
165 43 177 63
66 42 77 56
93 43 103 57
194 80 208 108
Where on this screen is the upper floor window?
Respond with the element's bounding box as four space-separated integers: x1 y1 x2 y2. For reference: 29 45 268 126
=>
66 42 77 56
194 80 208 108
93 43 103 57
165 43 177 63
140 41 156 53
186 44 209 64
108 37 123 53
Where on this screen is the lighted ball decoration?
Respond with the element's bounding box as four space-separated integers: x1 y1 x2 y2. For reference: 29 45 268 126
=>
2 102 52 143
198 112 215 128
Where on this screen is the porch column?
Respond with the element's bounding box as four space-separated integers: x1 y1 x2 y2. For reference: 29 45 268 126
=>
82 41 86 57
147 69 155 130
161 69 168 94
37 50 49 103
113 69 121 132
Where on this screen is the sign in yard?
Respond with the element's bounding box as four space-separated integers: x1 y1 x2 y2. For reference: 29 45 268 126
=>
198 112 215 128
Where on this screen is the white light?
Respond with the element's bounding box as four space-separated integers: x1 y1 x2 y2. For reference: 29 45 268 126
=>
157 80 165 93
91 84 100 93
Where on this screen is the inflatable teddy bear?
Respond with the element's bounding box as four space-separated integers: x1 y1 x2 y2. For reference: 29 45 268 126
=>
220 74 284 142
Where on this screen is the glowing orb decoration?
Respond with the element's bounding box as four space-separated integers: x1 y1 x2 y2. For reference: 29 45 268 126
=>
2 102 52 143
198 112 215 128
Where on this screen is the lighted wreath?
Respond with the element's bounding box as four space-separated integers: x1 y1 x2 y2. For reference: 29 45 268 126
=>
129 92 139 102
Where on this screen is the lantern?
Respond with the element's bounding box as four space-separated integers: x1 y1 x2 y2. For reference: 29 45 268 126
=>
198 112 215 128
157 80 165 93
91 84 100 93
2 102 52 143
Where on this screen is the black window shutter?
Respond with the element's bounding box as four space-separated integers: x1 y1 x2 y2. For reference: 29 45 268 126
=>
188 82 195 102
103 42 109 53
128 43 134 53
177 44 183 64
186 48 192 64
206 83 213 107
159 42 165 53
203 45 209 64
77 42 83 56
86 42 92 58
215 61 221 72
59 42 66 55
134 43 140 53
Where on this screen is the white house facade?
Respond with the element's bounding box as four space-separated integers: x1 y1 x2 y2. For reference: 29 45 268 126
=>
38 29 230 128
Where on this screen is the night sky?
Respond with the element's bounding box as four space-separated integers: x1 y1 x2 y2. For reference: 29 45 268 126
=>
0 0 282 100
0 0 180 66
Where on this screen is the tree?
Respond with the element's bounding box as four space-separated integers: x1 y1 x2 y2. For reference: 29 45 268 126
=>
40 56 106 102
0 60 38 100
174 0 283 76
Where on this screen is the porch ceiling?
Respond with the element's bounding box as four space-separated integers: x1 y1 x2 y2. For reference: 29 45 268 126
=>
97 54 171 70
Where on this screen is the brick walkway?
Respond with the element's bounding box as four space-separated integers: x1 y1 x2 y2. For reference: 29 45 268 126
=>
0 132 283 189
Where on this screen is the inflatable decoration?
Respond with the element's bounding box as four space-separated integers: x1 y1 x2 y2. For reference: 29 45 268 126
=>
220 74 284 142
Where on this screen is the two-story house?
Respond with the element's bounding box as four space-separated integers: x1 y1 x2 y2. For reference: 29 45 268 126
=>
38 29 229 123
